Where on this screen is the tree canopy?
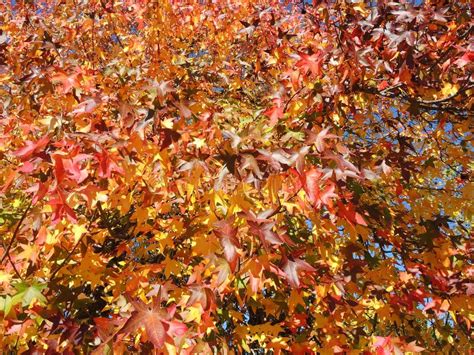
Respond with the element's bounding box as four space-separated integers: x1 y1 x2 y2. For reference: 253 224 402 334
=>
0 0 472 353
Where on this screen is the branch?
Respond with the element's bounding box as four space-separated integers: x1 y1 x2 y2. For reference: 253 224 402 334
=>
1 201 32 264
0 201 32 280
283 86 305 113
415 82 474 105
356 83 474 117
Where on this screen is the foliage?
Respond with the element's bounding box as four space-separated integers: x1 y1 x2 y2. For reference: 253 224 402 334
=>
0 0 473 353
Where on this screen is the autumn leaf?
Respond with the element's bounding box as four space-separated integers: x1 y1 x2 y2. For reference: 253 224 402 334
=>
214 218 240 271
119 297 187 349
301 168 322 205
243 209 287 248
1 0 471 353
306 127 338 153
157 128 181 150
263 98 284 126
95 148 123 178
50 69 81 94
281 254 316 288
12 135 49 160
337 201 367 227
295 52 323 77
71 96 101 116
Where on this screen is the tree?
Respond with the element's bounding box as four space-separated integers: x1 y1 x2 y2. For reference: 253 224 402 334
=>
0 0 472 353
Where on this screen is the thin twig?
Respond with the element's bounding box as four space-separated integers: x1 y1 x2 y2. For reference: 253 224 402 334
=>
1 201 32 280
283 87 305 113
1 201 32 264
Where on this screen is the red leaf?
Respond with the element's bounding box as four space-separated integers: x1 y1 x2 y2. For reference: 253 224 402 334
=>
18 161 36 173
337 201 367 226
94 316 125 342
296 52 323 77
373 336 394 355
120 308 166 348
35 226 47 246
63 155 89 183
119 298 186 349
319 182 337 208
53 155 66 183
244 210 286 248
49 190 77 224
95 149 123 178
404 341 425 353
13 135 49 160
306 127 337 152
214 219 240 271
167 320 187 337
377 81 390 91
51 70 80 94
54 152 90 184
27 182 49 205
301 168 322 205
187 286 215 311
144 314 166 348
176 101 192 119
454 51 474 67
264 98 284 126
281 255 316 288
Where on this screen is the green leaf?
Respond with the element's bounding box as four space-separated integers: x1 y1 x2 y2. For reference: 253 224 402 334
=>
0 295 12 316
12 282 47 307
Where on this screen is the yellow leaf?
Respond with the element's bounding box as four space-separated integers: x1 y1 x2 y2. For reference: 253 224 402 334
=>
181 305 203 323
441 82 459 97
241 339 251 353
163 256 181 278
0 271 12 284
72 224 87 243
